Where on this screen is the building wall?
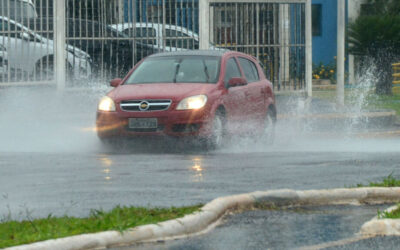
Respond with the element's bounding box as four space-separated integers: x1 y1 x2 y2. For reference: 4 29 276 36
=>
312 0 338 66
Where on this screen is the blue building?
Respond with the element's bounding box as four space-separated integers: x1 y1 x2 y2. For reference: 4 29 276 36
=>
123 0 199 32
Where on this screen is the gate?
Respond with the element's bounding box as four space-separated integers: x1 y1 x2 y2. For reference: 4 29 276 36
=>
0 0 311 93
200 0 311 92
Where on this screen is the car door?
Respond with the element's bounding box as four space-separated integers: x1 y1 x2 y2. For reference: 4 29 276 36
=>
237 57 266 121
222 56 251 132
0 18 41 76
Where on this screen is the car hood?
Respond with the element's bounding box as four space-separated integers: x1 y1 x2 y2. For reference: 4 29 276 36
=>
111 83 217 102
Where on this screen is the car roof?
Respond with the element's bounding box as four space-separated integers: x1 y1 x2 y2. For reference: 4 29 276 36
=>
149 50 228 58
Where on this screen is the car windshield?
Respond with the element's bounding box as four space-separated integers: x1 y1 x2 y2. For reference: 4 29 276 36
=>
126 56 220 84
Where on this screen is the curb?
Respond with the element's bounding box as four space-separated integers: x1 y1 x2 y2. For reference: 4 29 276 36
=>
7 187 400 250
360 204 400 236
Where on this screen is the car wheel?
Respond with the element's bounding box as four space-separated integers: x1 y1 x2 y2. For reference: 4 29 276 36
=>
264 109 276 144
207 111 225 149
35 57 54 81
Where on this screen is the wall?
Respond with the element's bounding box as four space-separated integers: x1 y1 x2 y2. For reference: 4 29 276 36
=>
312 0 337 66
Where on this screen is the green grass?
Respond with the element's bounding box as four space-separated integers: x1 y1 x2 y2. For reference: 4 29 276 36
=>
356 173 400 188
378 206 400 219
0 205 201 248
352 174 400 219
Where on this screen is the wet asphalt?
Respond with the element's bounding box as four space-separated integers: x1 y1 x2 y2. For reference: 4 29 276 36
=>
116 205 400 250
1 87 400 249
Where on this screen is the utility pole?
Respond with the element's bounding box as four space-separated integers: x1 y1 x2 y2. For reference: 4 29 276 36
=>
54 0 66 90
305 0 312 97
199 0 210 50
337 0 345 108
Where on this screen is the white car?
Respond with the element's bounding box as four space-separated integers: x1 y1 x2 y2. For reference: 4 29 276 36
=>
0 44 8 80
0 16 91 81
111 23 200 52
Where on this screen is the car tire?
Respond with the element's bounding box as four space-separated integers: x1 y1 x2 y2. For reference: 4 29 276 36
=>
264 109 276 144
35 57 54 81
207 111 226 149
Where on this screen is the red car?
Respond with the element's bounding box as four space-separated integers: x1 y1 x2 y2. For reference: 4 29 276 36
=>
96 50 276 148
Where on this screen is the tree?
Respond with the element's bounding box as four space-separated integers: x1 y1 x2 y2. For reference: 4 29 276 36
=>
348 0 400 94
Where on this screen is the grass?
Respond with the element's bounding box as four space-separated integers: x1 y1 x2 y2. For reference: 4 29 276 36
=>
0 205 201 248
355 173 400 188
378 206 400 219
353 174 400 219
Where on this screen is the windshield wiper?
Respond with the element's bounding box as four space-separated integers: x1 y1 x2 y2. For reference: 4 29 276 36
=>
173 61 181 83
202 60 210 82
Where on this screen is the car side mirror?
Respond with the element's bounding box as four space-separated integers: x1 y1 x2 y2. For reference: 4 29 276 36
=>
110 78 122 87
228 77 247 88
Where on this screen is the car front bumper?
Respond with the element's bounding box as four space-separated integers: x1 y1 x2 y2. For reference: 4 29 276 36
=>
96 108 213 139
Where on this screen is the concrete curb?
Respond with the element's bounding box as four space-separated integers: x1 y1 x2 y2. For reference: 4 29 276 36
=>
7 187 400 250
360 204 400 236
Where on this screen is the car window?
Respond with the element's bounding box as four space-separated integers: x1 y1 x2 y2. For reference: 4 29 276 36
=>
224 57 242 84
0 19 23 38
126 56 220 84
135 27 156 45
238 57 259 83
165 29 192 49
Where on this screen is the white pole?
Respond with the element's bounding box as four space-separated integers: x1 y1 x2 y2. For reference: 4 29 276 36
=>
305 0 312 97
199 0 210 50
337 0 345 108
54 0 66 90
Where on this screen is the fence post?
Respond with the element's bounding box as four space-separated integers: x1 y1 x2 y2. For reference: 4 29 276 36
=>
337 0 345 108
54 0 66 90
305 0 312 97
199 0 210 50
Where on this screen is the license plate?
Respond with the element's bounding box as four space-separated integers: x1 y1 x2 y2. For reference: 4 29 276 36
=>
129 118 158 129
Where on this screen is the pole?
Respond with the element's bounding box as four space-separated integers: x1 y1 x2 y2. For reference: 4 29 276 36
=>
305 0 312 97
337 0 345 108
54 0 66 90
199 0 210 50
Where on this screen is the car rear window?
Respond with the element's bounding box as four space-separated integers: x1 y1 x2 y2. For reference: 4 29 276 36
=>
126 56 221 84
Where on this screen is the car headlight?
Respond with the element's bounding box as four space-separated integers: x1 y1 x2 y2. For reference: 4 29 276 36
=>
176 95 207 110
98 96 116 112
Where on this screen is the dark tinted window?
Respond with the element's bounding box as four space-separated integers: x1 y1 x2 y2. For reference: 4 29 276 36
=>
238 57 259 83
0 19 22 38
165 29 194 49
224 57 241 83
312 4 322 36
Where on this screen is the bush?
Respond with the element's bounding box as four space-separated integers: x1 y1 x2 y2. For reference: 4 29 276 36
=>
348 14 400 94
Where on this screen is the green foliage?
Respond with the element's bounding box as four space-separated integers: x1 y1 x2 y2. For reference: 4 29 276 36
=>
356 173 400 187
363 0 400 16
348 0 400 95
348 15 400 56
378 205 400 219
0 205 201 248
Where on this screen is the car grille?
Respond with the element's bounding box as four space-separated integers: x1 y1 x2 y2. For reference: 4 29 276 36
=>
120 100 172 112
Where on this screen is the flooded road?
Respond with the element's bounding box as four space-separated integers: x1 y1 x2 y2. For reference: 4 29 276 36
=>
117 205 399 250
1 88 399 220
1 87 400 248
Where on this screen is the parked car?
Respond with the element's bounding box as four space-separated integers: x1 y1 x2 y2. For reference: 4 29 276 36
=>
0 44 8 81
65 19 160 77
0 16 92 81
96 50 276 148
111 22 201 52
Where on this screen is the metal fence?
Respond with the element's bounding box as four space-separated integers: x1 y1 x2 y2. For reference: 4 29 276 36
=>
0 0 310 92
207 1 307 91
